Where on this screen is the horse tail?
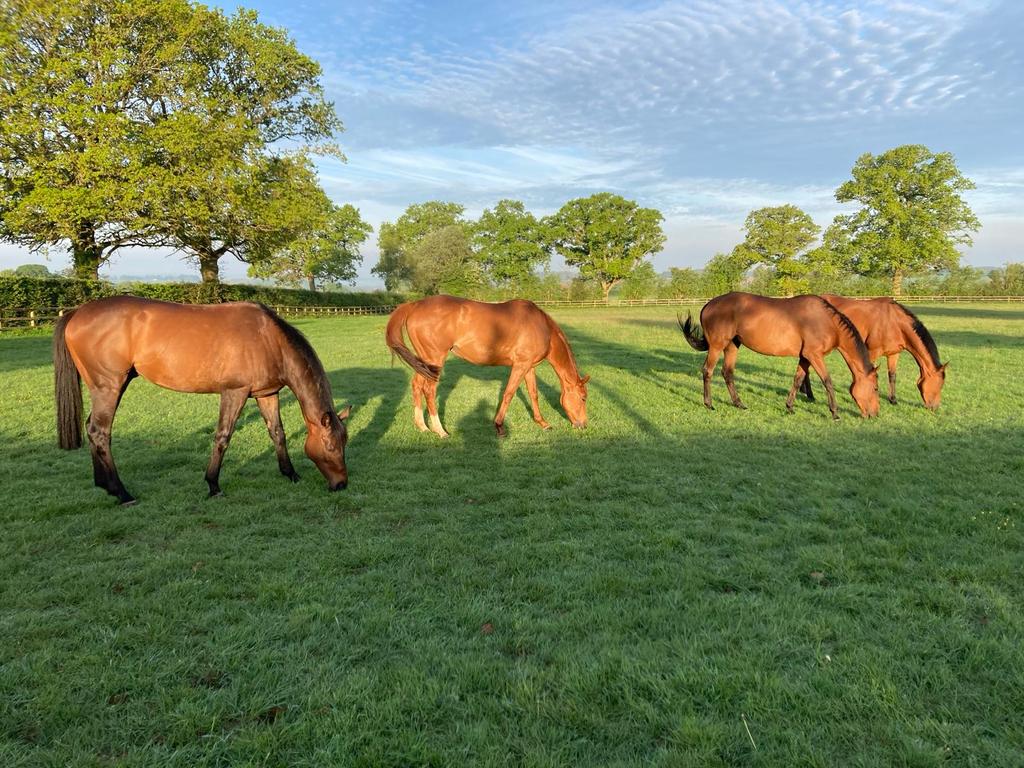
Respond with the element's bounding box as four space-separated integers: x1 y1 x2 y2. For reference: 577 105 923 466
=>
53 310 83 449
385 302 440 381
677 312 709 351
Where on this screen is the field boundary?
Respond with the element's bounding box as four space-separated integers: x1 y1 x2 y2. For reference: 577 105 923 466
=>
3 294 1023 330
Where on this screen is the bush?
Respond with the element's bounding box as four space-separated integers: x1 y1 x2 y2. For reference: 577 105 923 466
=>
0 276 405 311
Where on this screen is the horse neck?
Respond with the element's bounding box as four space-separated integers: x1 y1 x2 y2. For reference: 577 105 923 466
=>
896 312 941 376
546 319 581 387
281 341 333 425
831 320 872 381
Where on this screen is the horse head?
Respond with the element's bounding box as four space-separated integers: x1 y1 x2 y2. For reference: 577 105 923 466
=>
305 405 351 490
918 362 948 411
561 374 590 428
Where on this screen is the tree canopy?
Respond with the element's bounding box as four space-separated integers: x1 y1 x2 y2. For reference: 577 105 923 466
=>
472 200 549 287
731 205 822 294
0 0 342 282
248 202 371 291
407 225 479 296
372 201 466 291
544 193 665 300
825 144 980 295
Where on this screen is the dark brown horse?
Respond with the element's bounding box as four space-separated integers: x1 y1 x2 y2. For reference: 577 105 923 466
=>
386 295 589 437
54 296 350 504
800 295 947 409
680 292 880 419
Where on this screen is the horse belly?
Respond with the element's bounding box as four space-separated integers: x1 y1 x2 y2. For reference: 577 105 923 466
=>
737 324 804 357
134 335 260 394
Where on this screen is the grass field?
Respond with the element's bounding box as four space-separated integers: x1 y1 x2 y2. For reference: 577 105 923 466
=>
1 303 1022 767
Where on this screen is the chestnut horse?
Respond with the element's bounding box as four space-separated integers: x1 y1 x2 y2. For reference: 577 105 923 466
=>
679 292 880 419
386 295 589 437
54 296 350 504
800 295 947 409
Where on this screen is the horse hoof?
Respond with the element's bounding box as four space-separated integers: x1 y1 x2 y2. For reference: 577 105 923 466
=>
207 490 223 499
288 474 300 483
495 425 507 438
538 423 552 431
785 407 795 415
831 414 840 421
888 397 898 405
733 402 747 410
120 497 137 507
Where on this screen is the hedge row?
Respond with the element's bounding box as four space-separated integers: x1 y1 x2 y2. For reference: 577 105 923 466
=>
0 276 405 311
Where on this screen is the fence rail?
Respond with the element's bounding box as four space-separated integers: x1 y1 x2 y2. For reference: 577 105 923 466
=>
3 295 1024 331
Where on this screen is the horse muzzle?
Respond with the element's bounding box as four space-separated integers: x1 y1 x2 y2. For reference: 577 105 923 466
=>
329 479 348 491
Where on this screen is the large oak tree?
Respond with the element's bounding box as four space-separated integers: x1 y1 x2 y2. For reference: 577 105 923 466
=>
544 193 665 301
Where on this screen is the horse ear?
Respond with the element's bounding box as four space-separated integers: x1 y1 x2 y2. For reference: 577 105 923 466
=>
338 405 352 421
940 362 949 372
320 411 333 428
581 374 591 385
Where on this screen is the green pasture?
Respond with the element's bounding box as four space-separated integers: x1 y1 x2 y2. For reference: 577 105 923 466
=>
1 304 1022 766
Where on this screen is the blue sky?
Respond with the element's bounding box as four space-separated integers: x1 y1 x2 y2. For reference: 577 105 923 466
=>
3 0 1022 283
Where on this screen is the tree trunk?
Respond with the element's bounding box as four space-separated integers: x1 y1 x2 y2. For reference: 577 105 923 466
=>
71 223 102 280
891 268 903 297
307 275 316 292
199 251 220 284
601 281 615 302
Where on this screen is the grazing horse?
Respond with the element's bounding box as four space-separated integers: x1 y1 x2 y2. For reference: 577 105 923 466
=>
385 295 589 437
54 296 350 504
679 292 880 419
800 295 948 409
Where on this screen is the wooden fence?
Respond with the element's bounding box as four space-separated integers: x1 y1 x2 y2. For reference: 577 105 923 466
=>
3 295 1024 331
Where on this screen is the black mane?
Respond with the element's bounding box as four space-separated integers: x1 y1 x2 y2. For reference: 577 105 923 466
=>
892 302 942 369
816 297 874 375
259 305 333 409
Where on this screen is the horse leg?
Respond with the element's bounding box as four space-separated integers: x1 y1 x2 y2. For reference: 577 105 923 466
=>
424 377 448 438
702 347 723 409
799 359 815 402
886 353 899 404
806 354 839 420
85 376 135 505
256 394 299 482
411 374 428 432
721 343 745 409
494 364 529 438
525 367 551 430
785 358 810 413
205 388 249 497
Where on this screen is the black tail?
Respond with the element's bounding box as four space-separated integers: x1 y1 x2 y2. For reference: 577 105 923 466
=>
53 311 83 449
678 313 709 352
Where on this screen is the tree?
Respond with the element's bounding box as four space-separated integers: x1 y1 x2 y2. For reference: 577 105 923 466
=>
0 1 342 283
618 261 661 299
664 267 702 298
0 0 192 278
12 263 52 278
544 193 665 301
472 199 549 287
248 202 371 291
372 202 465 290
732 205 820 294
825 145 980 296
701 251 748 296
407 225 480 295
988 263 1024 295
147 7 342 284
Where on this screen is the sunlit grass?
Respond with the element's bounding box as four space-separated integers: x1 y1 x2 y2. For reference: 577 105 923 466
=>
1 304 1022 766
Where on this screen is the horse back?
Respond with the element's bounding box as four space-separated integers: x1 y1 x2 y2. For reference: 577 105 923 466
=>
404 295 552 365
64 297 283 393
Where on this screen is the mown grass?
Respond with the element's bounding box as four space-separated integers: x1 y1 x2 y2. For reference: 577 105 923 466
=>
1 304 1022 767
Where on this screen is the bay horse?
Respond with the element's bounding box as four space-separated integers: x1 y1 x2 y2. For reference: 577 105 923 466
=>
679 292 880 419
54 296 350 504
385 295 589 437
800 295 947 409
